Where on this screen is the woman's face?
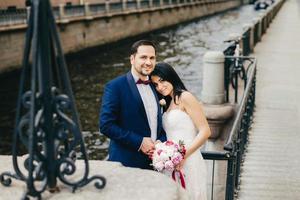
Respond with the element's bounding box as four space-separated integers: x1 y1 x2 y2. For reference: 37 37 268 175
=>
151 75 174 97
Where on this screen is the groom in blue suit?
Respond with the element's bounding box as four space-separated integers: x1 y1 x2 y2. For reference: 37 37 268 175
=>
99 40 166 169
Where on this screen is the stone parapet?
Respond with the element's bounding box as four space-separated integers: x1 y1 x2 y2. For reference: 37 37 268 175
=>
203 103 234 139
0 156 188 200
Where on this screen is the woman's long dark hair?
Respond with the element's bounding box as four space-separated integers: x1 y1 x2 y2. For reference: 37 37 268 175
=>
150 62 187 110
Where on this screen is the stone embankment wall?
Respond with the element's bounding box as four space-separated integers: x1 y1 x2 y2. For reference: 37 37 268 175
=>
0 0 241 72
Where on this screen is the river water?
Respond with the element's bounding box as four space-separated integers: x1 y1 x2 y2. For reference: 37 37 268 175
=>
0 5 261 159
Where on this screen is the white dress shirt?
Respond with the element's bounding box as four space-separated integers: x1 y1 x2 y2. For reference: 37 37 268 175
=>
131 71 158 141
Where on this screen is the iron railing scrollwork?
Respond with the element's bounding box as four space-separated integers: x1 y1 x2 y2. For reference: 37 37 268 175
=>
0 0 106 199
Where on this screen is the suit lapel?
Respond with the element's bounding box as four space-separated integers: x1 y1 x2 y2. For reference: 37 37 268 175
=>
126 72 148 121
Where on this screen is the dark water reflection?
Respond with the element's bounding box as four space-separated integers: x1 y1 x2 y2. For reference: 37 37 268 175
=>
0 5 260 159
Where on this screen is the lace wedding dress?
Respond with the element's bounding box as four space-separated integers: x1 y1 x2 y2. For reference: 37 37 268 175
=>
163 109 207 200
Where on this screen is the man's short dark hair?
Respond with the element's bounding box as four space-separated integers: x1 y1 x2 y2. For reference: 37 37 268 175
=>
130 40 157 56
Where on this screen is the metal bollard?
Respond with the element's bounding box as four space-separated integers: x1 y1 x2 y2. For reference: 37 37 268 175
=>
252 17 261 42
243 23 254 53
258 12 266 34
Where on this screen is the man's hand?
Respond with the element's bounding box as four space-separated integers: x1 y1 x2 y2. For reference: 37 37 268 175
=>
140 137 155 156
154 140 162 145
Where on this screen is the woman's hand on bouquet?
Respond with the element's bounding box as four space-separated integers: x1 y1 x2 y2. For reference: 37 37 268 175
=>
176 158 186 171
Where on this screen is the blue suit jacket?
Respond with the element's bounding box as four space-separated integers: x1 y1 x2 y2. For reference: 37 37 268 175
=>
99 72 166 169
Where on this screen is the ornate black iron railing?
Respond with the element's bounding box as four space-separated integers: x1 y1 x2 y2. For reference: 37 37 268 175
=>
0 0 105 199
201 57 256 200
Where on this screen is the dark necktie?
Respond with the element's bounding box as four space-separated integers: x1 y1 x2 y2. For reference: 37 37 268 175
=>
136 79 151 85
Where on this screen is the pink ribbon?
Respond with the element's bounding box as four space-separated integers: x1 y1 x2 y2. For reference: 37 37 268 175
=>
172 170 186 189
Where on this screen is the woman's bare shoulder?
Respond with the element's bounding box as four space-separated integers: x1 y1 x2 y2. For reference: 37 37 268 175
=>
180 91 199 103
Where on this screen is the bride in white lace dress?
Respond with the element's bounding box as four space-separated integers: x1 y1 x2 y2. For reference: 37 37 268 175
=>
151 62 211 200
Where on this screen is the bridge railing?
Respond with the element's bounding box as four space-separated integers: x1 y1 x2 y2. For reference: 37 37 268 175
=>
152 0 162 7
0 0 285 27
109 2 123 13
89 4 106 15
0 8 27 26
140 0 150 9
0 0 238 27
201 57 257 200
64 4 85 17
163 0 171 6
200 1 286 199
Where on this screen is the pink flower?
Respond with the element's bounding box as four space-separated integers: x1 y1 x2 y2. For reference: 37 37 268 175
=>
172 153 183 165
165 140 174 146
164 160 174 171
157 149 163 156
155 161 165 171
174 144 179 149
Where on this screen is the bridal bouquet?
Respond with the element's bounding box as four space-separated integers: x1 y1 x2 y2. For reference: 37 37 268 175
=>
152 140 186 188
152 140 186 172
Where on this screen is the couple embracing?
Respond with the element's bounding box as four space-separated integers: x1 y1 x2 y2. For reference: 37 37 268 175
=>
99 40 211 200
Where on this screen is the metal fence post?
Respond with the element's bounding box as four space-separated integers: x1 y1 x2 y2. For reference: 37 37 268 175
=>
225 155 236 200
